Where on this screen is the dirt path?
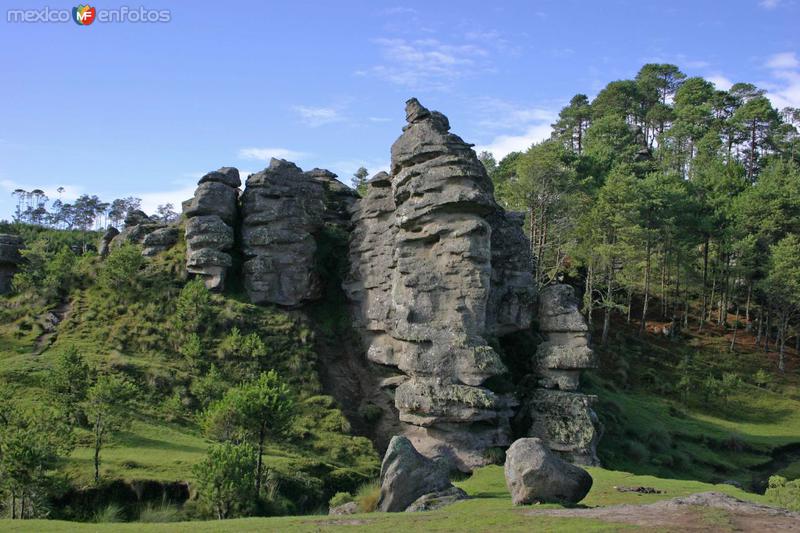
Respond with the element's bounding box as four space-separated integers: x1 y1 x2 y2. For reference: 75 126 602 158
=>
528 492 800 531
33 300 71 354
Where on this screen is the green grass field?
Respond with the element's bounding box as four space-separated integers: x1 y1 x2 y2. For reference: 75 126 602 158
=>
0 465 770 532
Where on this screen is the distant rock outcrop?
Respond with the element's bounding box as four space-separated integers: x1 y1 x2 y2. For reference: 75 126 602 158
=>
504 437 593 505
519 284 600 465
0 234 22 294
377 435 466 512
98 227 119 258
345 98 536 470
182 167 240 290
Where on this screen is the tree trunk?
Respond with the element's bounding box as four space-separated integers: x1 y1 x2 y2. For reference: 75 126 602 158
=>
601 265 613 346
764 305 771 352
700 237 709 330
640 239 651 337
626 289 632 324
256 427 265 496
730 305 739 352
94 416 102 485
749 119 757 181
584 264 593 328
778 314 787 373
528 204 536 273
661 247 668 318
745 281 752 323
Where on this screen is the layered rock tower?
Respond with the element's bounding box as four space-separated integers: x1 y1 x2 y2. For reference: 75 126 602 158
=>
521 284 600 465
345 99 536 469
183 167 240 290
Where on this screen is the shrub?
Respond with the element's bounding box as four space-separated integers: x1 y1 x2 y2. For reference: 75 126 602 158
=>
179 332 203 361
98 244 144 302
766 476 800 511
354 480 381 513
93 503 124 523
358 403 383 425
483 446 506 465
138 501 181 523
624 440 650 464
328 492 354 509
193 442 257 519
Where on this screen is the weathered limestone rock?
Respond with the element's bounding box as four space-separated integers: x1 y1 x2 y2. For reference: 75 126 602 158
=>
241 159 325 306
98 227 119 258
405 486 468 512
0 234 22 294
328 501 358 515
183 168 240 290
504 437 593 505
142 226 179 257
377 436 465 512
345 99 535 470
521 284 600 465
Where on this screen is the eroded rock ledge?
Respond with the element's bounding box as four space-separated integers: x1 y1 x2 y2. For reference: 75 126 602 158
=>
345 98 536 470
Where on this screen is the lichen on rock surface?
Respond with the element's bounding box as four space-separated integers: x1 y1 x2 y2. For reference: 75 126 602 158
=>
345 98 536 470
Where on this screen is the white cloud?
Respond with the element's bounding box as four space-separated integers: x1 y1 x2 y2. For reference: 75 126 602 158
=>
706 74 733 90
136 184 197 216
767 51 799 70
474 123 553 160
238 147 309 162
360 37 491 90
292 105 343 127
759 0 781 8
764 51 800 109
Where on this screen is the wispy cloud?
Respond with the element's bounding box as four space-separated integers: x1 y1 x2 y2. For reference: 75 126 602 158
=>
292 105 344 127
767 51 799 69
763 51 800 108
706 74 733 90
238 147 309 162
357 37 491 90
381 6 418 15
471 97 557 159
758 0 781 8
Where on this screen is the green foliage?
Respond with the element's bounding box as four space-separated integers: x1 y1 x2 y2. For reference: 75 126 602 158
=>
328 491 354 509
137 501 182 523
92 503 124 523
47 346 91 425
766 476 800 511
85 373 139 483
179 332 203 361
0 394 75 519
12 237 79 301
193 442 257 519
97 244 144 303
190 364 226 410
174 279 212 336
354 480 381 513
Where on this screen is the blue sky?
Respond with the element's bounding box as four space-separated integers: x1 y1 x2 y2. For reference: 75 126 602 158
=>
1 0 798 218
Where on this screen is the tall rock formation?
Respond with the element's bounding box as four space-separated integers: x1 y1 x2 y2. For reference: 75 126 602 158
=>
0 234 22 294
345 98 536 470
183 167 240 290
240 159 326 307
518 284 600 465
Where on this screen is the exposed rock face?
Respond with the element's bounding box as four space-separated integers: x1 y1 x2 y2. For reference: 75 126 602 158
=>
183 167 240 290
504 437 593 505
519 284 600 465
98 227 119 258
328 501 358 515
377 435 466 512
142 227 179 257
0 234 22 294
241 159 325 306
345 98 536 470
405 486 468 512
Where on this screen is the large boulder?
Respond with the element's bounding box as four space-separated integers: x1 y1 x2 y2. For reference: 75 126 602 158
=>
377 435 465 512
142 226 179 257
345 98 536 470
98 227 119 258
504 437 593 505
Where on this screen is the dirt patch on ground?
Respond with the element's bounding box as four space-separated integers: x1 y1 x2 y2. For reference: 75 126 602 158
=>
527 492 800 531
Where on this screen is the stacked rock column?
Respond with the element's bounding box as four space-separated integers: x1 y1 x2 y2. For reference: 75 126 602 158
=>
523 284 601 465
183 167 240 291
